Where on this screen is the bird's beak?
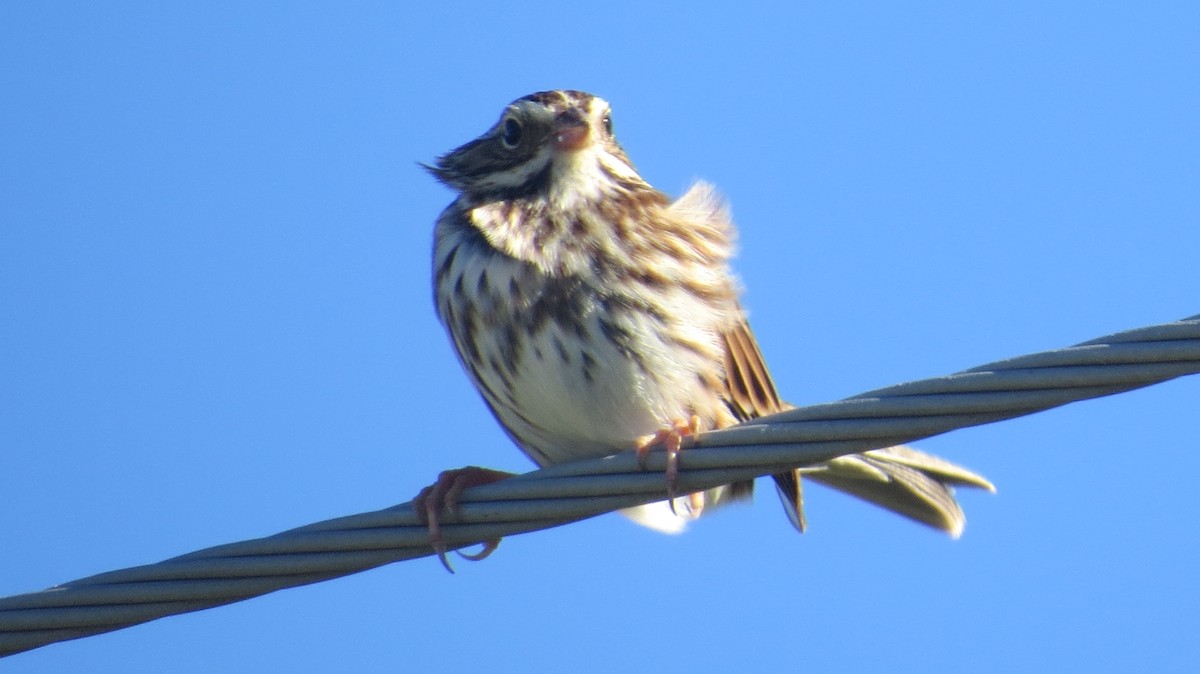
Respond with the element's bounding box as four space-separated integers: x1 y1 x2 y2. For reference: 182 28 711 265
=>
553 109 590 151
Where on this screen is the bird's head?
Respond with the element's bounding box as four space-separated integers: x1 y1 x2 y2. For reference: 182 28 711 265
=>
425 90 644 202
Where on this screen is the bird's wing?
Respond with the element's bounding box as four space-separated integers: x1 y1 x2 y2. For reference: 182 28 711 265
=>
721 318 806 531
721 317 993 536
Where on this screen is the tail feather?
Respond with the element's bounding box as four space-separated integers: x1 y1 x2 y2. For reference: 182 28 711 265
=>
771 471 807 533
800 445 995 537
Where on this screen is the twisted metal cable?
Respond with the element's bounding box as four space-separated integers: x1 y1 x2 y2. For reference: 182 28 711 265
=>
2 314 1197 657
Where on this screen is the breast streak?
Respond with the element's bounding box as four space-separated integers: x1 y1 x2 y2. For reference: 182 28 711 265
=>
442 236 719 467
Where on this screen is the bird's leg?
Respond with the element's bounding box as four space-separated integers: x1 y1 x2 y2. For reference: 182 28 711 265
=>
635 415 702 513
413 466 513 572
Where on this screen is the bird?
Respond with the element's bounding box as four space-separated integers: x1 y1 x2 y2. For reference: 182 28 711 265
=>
416 89 993 568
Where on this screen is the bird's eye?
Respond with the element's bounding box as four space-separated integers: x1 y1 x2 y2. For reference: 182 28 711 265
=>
501 117 523 148
602 114 613 136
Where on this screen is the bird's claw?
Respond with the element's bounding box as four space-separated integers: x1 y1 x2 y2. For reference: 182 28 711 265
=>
635 415 702 513
413 466 513 573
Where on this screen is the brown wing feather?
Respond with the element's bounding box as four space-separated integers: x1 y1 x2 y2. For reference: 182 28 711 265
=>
721 317 806 532
723 317 784 420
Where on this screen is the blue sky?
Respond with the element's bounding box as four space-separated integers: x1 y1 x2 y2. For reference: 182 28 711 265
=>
2 2 1197 671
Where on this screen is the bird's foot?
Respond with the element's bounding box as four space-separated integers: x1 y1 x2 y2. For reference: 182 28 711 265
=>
635 415 702 513
413 466 513 572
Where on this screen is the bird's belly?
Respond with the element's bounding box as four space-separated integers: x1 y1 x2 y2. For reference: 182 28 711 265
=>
497 320 668 464
472 304 722 466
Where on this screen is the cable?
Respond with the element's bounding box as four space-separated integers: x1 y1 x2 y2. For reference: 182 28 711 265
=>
2 314 1197 657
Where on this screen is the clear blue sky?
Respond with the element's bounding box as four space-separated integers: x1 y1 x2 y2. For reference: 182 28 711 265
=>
2 3 1197 671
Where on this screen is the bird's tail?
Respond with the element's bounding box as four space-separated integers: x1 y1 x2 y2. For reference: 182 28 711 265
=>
772 444 995 537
